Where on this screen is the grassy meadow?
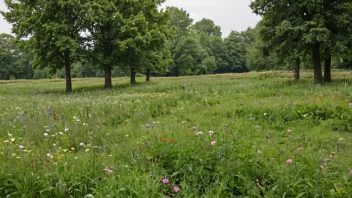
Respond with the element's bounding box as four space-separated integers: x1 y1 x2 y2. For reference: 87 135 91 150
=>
1 71 352 197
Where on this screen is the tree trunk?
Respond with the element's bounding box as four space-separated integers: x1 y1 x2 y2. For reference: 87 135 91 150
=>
324 55 332 82
130 67 136 84
103 39 112 89
294 58 300 80
312 43 323 84
175 68 179 77
146 69 151 81
104 66 112 89
64 51 72 93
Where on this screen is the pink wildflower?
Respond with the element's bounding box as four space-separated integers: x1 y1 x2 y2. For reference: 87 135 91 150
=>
287 129 292 133
104 168 113 174
210 141 216 146
162 178 169 184
298 147 303 151
350 170 352 175
174 186 180 193
286 159 293 164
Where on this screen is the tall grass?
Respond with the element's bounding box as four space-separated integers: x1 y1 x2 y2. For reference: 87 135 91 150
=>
0 71 352 197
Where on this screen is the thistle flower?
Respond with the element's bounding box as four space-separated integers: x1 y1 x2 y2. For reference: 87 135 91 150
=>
174 186 180 193
162 178 169 184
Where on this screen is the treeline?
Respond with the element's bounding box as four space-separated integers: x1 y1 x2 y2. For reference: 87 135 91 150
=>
250 0 352 83
1 1 352 91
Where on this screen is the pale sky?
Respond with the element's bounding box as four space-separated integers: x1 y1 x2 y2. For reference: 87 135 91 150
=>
0 0 261 37
162 0 261 36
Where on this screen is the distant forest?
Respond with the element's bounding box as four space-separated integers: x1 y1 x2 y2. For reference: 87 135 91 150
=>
1 1 352 89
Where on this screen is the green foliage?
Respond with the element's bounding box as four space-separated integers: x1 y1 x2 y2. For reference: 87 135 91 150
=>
193 18 222 37
166 6 193 43
2 0 85 92
82 0 170 85
0 34 32 80
250 0 352 83
33 68 50 79
173 35 207 75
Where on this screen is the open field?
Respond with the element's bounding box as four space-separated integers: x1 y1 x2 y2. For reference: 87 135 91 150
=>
1 71 352 197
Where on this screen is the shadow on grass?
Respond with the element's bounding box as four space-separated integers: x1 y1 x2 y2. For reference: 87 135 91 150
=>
35 81 153 95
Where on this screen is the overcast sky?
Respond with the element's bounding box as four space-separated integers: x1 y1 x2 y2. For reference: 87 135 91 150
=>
0 0 260 37
162 0 261 36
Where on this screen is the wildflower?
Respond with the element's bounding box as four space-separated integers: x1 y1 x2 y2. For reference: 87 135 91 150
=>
182 121 187 124
174 186 180 193
79 142 85 147
170 139 175 143
286 159 293 164
44 133 48 136
8 133 12 137
330 155 333 159
350 170 352 175
85 149 90 152
65 128 69 132
74 157 78 160
59 132 63 135
210 141 216 146
298 147 303 151
162 178 169 184
4 140 9 143
47 153 53 159
192 126 197 130
322 159 328 164
287 129 292 133
162 138 167 142
144 124 150 128
10 138 15 142
104 168 113 174
264 113 268 116
18 145 24 149
208 131 215 135
149 172 153 176
196 131 204 135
